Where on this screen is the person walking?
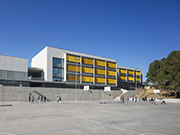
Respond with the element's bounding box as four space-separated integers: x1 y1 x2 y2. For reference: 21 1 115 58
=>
161 99 166 105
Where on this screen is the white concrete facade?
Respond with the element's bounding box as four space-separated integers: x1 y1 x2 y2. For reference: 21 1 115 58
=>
31 46 117 82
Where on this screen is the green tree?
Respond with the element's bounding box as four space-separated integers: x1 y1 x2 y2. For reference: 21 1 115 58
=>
163 50 180 90
146 60 163 84
146 50 180 92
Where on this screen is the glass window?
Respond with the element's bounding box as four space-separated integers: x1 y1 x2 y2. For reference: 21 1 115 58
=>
53 58 63 68
53 68 63 77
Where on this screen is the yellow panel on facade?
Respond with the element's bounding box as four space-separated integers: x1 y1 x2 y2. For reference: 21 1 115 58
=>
82 67 94 73
135 78 140 82
120 69 127 74
128 70 134 75
128 77 134 81
66 55 81 63
107 62 116 68
119 76 126 80
82 76 94 82
95 77 105 83
95 60 105 67
67 65 80 72
82 58 94 65
67 75 80 81
107 70 116 76
95 69 105 75
135 71 141 76
117 69 119 74
107 78 116 84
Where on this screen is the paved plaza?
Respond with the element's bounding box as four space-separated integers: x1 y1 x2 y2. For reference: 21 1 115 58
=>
0 100 180 135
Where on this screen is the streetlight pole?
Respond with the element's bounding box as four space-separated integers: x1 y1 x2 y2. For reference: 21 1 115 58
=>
74 57 79 101
135 79 137 97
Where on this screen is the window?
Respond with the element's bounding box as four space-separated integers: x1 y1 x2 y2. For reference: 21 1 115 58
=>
53 58 64 82
53 68 63 77
53 58 63 68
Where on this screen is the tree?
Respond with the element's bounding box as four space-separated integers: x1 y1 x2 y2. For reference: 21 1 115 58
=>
146 50 180 92
146 60 163 84
163 50 180 90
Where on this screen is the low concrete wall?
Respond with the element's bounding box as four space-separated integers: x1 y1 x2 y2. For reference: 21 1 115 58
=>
0 85 122 102
156 99 180 103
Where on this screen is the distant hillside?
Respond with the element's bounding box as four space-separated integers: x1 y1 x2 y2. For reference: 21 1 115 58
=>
137 89 177 99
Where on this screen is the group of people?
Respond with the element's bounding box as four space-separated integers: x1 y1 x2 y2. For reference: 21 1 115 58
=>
150 98 166 105
28 93 46 103
37 95 46 103
120 95 166 105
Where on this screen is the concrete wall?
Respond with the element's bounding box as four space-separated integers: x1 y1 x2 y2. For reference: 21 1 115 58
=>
0 85 122 102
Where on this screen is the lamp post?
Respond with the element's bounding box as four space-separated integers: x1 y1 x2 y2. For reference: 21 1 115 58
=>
74 57 79 101
135 78 137 97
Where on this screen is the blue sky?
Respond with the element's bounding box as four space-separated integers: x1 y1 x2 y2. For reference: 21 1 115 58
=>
0 0 180 82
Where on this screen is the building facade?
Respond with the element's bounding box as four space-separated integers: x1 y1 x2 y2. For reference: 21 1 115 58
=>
0 46 142 90
0 55 29 86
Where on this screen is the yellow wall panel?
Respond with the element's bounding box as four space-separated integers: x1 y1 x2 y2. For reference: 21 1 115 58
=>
95 77 105 83
135 78 140 82
82 76 94 82
120 69 127 74
67 65 80 72
107 62 116 68
107 70 116 76
95 60 105 67
135 71 141 76
82 67 94 73
67 55 81 63
82 58 94 65
107 78 116 84
67 75 80 81
119 76 126 80
128 70 134 75
95 69 105 75
117 69 119 73
128 77 134 81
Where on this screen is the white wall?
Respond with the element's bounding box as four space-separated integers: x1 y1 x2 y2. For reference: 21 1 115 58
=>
31 47 47 81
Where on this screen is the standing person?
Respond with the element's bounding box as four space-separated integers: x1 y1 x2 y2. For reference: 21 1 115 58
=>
44 96 46 102
127 97 129 102
41 96 43 102
59 96 61 103
31 96 34 103
37 96 40 103
135 97 137 102
29 93 31 102
122 97 124 104
57 96 59 103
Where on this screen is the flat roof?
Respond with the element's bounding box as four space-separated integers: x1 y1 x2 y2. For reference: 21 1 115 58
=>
47 46 116 62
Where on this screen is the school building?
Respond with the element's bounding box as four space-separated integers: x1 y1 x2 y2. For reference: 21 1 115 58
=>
0 46 142 90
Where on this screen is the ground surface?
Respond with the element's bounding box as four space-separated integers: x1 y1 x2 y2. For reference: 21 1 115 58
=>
0 101 180 135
